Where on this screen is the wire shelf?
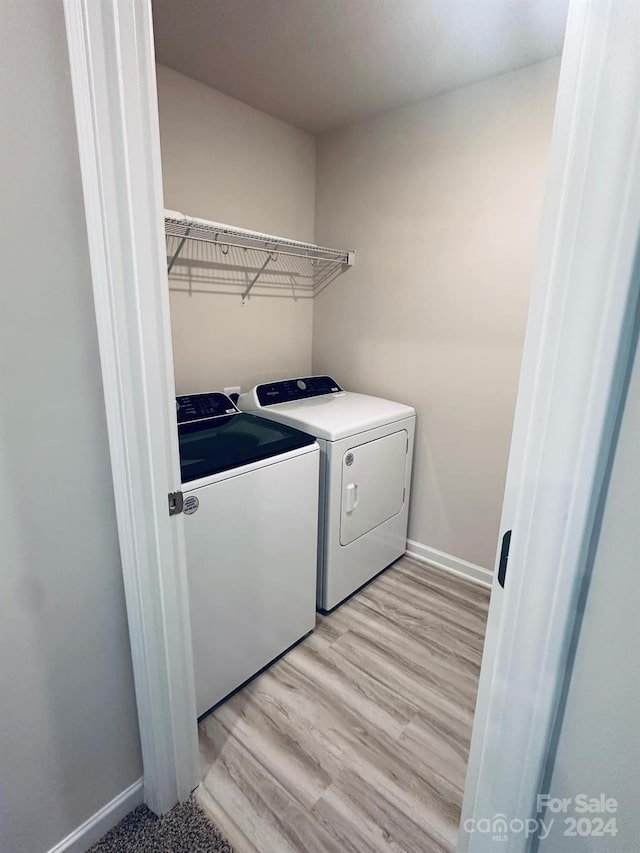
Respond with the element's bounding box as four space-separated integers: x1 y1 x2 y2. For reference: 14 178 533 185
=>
164 211 354 301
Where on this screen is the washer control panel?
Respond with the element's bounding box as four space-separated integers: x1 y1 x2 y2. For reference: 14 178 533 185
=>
256 376 342 406
176 393 239 424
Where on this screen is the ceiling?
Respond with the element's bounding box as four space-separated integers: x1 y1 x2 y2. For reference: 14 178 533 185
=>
152 0 568 134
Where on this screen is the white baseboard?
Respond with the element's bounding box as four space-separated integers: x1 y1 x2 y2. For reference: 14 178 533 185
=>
47 777 144 853
405 540 493 589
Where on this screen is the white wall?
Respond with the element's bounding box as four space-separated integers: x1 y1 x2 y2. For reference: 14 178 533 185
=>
0 2 142 851
313 59 559 570
156 65 316 394
538 331 640 852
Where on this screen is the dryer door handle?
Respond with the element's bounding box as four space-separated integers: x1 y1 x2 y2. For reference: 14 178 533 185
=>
345 482 359 513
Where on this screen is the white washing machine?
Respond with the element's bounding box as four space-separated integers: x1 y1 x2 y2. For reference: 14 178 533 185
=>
239 377 415 611
177 391 319 717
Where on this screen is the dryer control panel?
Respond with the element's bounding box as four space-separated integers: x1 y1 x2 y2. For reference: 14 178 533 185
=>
176 393 239 424
256 376 342 407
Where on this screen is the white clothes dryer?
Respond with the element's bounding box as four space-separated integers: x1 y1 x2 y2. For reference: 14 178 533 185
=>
238 377 415 611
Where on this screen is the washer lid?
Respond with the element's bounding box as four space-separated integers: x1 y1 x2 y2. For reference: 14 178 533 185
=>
178 411 315 483
242 392 415 441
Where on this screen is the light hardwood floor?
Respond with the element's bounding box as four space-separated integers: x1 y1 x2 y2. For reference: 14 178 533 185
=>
197 556 490 853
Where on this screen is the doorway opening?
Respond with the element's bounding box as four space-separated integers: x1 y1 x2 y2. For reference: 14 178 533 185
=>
149 2 565 849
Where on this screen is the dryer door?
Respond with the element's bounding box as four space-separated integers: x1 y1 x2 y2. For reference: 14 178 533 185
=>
340 429 408 546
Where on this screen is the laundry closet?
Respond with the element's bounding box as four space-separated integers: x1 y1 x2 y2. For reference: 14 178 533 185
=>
150 1 564 850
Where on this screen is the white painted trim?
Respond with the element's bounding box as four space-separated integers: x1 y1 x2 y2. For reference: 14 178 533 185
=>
459 1 640 851
47 779 143 853
63 0 199 815
405 541 492 588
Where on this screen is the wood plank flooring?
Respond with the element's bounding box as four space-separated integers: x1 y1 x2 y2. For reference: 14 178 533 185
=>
197 556 490 853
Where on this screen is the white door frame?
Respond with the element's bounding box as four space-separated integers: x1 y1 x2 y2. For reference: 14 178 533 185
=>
63 0 640 825
459 1 640 850
63 0 199 815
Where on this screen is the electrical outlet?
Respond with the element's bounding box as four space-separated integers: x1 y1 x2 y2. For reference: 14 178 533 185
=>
224 386 241 398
